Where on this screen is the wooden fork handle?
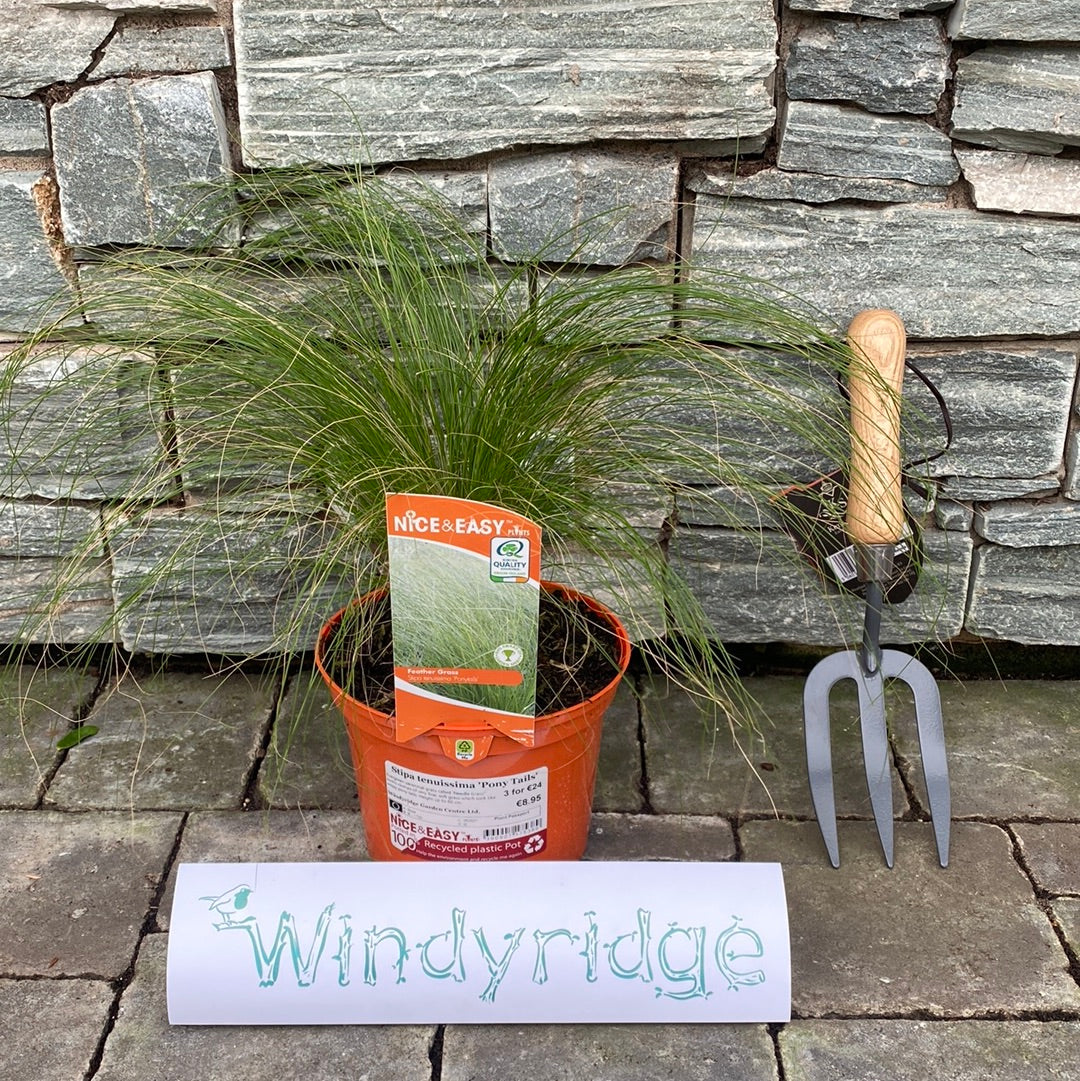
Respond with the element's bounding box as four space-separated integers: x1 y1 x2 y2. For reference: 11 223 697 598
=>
845 309 907 548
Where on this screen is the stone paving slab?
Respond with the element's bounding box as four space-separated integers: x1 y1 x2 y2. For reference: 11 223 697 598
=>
593 681 645 813
779 1019 1080 1081
0 665 98 807
0 976 115 1081
261 673 358 811
893 681 1080 819
95 934 436 1081
643 676 908 818
1053 898 1080 958
1014 823 1080 895
740 820 1080 1017
0 810 180 978
441 1022 778 1081
585 812 736 861
47 670 274 811
158 809 367 930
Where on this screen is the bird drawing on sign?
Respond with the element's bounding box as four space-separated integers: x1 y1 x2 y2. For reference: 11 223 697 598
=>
200 884 254 928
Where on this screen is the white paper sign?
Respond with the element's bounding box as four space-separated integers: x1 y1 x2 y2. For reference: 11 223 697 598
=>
167 861 790 1025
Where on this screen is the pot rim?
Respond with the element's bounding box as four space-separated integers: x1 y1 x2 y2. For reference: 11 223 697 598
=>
314 579 631 731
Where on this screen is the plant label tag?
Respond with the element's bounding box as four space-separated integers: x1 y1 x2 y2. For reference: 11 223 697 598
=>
386 494 542 746
167 861 791 1025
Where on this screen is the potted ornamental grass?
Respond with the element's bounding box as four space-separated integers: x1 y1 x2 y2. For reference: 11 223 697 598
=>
3 166 862 859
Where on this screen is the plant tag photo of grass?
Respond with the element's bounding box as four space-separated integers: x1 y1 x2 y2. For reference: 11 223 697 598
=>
386 493 542 744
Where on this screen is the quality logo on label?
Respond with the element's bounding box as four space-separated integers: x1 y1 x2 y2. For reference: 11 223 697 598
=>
490 537 530 582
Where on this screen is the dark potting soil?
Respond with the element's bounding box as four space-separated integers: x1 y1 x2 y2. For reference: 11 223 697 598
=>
323 590 622 717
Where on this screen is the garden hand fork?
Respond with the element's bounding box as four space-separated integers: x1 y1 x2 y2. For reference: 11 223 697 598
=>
803 309 950 869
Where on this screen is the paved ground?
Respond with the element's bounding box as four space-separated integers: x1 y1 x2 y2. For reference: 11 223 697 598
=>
1 661 1078 1080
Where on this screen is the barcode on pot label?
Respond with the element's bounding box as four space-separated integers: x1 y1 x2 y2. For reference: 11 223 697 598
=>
384 762 548 860
483 819 544 839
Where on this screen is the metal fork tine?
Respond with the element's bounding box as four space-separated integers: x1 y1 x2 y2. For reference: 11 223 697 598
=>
803 654 843 868
854 666 894 868
882 650 951 867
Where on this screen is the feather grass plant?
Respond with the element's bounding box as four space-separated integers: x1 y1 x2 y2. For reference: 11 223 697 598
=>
3 165 871 737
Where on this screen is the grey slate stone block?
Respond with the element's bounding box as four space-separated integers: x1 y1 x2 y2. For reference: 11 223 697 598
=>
741 821 1080 1016
45 0 216 9
957 148 1080 216
242 169 490 253
975 500 1080 546
543 546 666 644
905 344 1077 481
1068 433 1080 500
0 98 48 154
0 500 102 558
941 475 1062 501
77 258 343 337
628 348 845 494
781 1021 1080 1081
687 198 1080 338
689 164 949 204
0 666 98 807
489 150 678 264
52 73 232 247
966 544 1080 644
46 670 274 811
382 168 489 240
442 1023 779 1081
669 524 972 644
786 16 949 115
0 3 115 95
935 500 974 531
949 0 1080 43
92 24 231 78
234 0 778 166
95 935 436 1081
0 979 114 1081
0 345 166 500
0 173 75 338
0 809 180 977
108 506 348 654
952 46 1080 154
789 0 948 14
0 556 115 645
777 101 959 185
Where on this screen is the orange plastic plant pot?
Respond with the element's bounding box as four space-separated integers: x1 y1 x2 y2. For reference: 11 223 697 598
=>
315 582 631 862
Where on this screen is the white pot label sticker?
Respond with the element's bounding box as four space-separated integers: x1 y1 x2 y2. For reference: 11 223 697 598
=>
385 762 547 860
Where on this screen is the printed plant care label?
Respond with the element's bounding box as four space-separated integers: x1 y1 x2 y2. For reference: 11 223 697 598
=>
385 762 548 860
167 861 791 1025
386 494 542 745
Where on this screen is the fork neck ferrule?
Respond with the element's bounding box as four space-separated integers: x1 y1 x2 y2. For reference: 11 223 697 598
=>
855 542 897 584
857 543 895 677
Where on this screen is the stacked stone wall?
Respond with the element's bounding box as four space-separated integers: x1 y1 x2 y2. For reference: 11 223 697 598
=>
1 0 1078 650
